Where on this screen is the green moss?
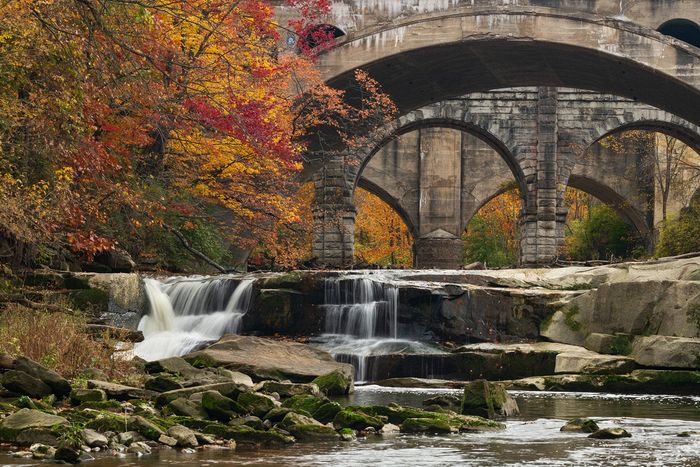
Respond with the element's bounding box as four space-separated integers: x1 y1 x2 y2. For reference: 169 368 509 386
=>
77 400 121 411
237 392 276 418
281 395 327 415
539 309 556 333
311 370 352 396
64 288 110 312
561 283 595 291
202 423 293 447
287 424 339 441
85 413 128 432
401 417 452 434
187 355 216 369
312 401 342 424
563 305 582 332
608 334 632 355
167 416 211 431
361 404 428 424
332 408 385 430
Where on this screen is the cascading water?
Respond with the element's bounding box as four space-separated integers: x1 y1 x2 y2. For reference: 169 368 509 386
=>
134 277 254 361
315 276 439 382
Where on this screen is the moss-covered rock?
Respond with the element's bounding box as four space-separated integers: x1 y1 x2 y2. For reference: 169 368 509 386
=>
76 399 122 411
65 288 110 312
1 370 53 398
127 415 165 441
312 401 342 424
281 395 327 414
85 412 128 433
0 409 68 443
288 423 340 442
202 423 294 448
560 418 600 433
231 415 265 431
259 381 321 398
70 388 106 406
461 380 519 419
201 390 247 422
237 392 277 418
163 398 207 419
144 375 184 393
311 370 353 396
263 407 305 423
361 404 432 425
332 408 385 431
401 417 453 434
589 427 632 439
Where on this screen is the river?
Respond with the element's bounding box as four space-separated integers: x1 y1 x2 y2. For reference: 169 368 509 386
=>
2 387 699 466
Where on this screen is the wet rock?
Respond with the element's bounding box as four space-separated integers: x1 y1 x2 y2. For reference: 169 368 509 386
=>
127 441 152 455
167 425 199 448
259 381 321 398
311 370 353 396
70 388 107 405
560 418 600 433
555 352 636 375
81 428 109 448
312 401 342 424
202 423 294 448
184 335 353 383
588 427 632 439
13 357 72 397
630 335 700 369
88 380 156 401
280 395 327 415
380 423 400 434
230 416 265 431
145 375 184 393
54 446 81 464
460 380 519 419
29 443 56 460
158 434 178 447
127 415 164 441
422 395 461 410
0 409 68 442
339 428 355 441
201 390 247 422
401 417 453 434
237 392 279 418
164 397 207 419
155 382 247 407
0 371 53 398
332 408 385 431
263 407 299 423
278 411 340 441
118 431 145 445
678 431 700 437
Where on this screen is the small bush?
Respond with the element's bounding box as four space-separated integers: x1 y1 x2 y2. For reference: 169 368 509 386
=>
0 304 136 378
657 195 700 257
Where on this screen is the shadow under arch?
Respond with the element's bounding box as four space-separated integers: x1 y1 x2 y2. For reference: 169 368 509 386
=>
352 118 528 200
567 174 650 237
459 182 521 235
589 120 700 156
658 19 700 48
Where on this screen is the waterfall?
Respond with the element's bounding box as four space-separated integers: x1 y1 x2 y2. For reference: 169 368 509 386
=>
134 277 255 361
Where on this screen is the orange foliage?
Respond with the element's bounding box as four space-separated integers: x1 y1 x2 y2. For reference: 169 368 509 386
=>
354 188 413 267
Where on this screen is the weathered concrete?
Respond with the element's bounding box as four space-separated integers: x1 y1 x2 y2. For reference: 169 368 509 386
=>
313 88 700 267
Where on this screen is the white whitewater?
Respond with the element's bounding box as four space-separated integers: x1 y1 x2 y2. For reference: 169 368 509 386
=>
134 277 254 361
315 276 437 382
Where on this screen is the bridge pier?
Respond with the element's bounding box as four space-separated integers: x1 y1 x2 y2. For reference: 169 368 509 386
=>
413 233 465 269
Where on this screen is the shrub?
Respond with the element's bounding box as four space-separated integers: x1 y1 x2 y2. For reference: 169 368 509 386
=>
0 304 136 378
656 195 700 257
564 205 634 261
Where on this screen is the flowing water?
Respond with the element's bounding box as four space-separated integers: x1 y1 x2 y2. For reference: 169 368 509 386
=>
312 277 443 382
133 277 254 361
3 389 699 466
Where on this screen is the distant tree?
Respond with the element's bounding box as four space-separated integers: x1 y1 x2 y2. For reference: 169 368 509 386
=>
564 205 633 261
656 191 700 256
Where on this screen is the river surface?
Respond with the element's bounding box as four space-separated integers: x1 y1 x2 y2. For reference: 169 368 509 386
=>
2 387 700 467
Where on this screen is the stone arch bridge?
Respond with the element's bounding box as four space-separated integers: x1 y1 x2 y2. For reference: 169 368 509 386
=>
272 0 700 267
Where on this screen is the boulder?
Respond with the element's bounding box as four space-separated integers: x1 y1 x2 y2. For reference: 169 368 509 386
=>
312 401 342 424
278 411 339 441
54 446 81 464
201 390 247 422
422 395 461 411
237 392 278 418
230 415 265 431
560 418 600 433
460 380 519 419
81 428 108 448
144 375 184 393
0 371 53 398
589 427 632 439
70 388 107 405
167 425 198 448
401 417 453 434
184 335 353 383
259 381 321 398
94 247 136 273
158 434 178 447
630 335 700 369
555 353 636 375
127 415 165 441
145 356 203 378
13 357 72 397
311 370 353 396
332 408 385 431
281 395 327 415
0 409 68 442
87 380 156 401
155 382 248 407
163 398 207 419
583 333 632 355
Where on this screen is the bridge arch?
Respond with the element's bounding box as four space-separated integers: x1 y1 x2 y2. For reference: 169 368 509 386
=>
320 8 700 125
658 19 700 48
